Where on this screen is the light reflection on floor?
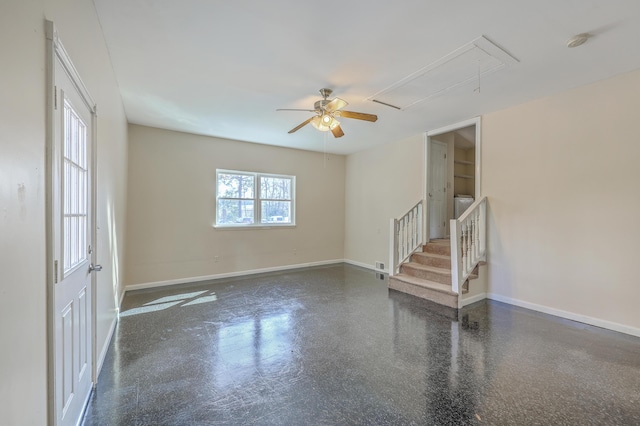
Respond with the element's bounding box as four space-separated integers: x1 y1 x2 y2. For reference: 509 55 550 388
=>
83 264 640 426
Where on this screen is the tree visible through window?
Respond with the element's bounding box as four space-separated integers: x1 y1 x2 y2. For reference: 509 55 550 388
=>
216 170 295 226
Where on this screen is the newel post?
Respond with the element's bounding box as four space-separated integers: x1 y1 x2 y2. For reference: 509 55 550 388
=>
389 218 397 276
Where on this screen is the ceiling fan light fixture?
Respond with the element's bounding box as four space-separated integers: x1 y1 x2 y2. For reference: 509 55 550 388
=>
279 88 377 137
310 114 339 131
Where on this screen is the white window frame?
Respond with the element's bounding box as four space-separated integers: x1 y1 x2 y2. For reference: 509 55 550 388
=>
215 169 296 228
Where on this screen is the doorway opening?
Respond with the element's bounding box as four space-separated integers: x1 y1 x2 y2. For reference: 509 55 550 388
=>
425 118 481 241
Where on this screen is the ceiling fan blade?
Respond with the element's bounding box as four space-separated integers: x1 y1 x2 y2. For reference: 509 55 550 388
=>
288 117 314 134
331 124 345 138
336 110 378 122
277 108 317 112
324 97 348 112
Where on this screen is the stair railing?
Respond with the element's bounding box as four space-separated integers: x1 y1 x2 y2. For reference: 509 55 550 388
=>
449 196 487 293
389 200 424 276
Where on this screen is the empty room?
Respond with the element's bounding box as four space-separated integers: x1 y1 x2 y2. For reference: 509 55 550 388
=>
2 1 640 425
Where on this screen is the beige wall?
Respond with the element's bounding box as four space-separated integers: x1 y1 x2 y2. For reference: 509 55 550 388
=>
0 1 128 424
483 68 640 333
125 125 345 286
344 134 424 269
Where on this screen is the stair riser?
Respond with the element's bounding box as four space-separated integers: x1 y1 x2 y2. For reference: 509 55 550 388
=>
423 244 451 256
401 265 451 285
411 255 451 269
389 277 458 309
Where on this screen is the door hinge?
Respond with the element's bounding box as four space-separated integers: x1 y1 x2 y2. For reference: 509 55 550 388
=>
444 153 446 159
54 86 57 110
54 260 58 283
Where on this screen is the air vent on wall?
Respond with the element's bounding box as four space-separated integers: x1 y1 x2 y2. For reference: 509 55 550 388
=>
368 36 518 110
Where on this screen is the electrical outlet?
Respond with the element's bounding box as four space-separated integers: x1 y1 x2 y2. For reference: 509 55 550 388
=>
375 261 385 270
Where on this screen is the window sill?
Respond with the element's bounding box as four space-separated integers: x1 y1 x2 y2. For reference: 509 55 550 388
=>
213 224 296 230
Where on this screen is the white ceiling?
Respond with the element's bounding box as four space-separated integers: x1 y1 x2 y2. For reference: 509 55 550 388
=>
92 0 640 155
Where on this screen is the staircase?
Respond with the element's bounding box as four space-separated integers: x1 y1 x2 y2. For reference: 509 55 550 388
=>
388 239 479 309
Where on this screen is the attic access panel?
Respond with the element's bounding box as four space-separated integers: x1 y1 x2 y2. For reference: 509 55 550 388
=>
368 36 518 110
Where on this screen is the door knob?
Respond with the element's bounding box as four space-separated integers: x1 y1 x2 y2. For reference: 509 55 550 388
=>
89 263 102 273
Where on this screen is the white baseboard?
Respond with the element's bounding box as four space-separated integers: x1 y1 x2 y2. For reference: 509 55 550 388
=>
488 293 640 338
124 259 344 292
95 315 117 380
459 292 487 308
343 259 389 274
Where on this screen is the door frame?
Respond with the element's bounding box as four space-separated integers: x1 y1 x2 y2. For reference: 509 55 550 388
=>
424 117 482 242
45 20 98 425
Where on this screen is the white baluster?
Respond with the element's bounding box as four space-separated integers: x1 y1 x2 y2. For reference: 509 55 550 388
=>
403 216 408 259
474 210 480 262
413 206 420 250
470 215 478 265
410 209 414 251
464 220 471 275
397 220 402 264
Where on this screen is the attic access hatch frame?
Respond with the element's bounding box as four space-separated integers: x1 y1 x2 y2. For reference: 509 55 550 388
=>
368 36 519 110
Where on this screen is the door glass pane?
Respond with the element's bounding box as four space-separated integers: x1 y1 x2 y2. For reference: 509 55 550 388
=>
63 99 88 273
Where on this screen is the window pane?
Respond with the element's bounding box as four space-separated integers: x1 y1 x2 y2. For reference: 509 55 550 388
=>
218 173 254 199
261 201 291 223
260 177 291 200
217 199 254 225
63 100 88 273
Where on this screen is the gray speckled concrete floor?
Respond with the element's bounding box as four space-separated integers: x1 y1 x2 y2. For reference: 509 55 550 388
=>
82 264 640 426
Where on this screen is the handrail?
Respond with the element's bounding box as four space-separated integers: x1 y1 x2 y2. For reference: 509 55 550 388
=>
449 196 487 293
389 200 424 275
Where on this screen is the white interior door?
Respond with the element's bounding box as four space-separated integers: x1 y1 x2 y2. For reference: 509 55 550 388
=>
52 57 95 426
429 140 447 239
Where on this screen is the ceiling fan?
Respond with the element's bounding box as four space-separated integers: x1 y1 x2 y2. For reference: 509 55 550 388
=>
277 88 378 138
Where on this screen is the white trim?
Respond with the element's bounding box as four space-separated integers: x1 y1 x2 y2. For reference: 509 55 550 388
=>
124 259 344 292
94 316 117 383
421 133 428 243
474 119 482 196
214 224 296 230
459 292 487 308
424 116 482 242
118 288 126 309
488 293 640 338
46 22 96 113
344 259 389 274
426 117 480 137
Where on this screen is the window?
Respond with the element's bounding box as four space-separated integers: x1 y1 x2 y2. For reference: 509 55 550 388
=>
63 99 89 273
216 170 295 227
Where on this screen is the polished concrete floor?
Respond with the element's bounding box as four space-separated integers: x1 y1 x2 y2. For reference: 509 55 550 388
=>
82 264 640 425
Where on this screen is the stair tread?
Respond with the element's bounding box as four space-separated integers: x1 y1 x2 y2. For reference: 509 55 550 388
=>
390 274 457 295
403 262 451 275
428 239 450 245
412 252 450 260
402 261 479 281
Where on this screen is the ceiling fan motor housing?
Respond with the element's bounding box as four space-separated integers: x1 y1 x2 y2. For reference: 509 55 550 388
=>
314 99 332 111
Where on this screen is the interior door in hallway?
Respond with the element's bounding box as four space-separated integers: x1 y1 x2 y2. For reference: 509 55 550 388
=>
52 56 95 426
429 140 447 239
